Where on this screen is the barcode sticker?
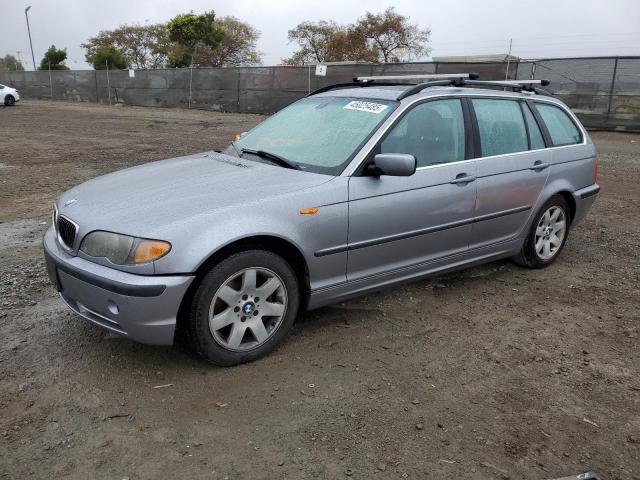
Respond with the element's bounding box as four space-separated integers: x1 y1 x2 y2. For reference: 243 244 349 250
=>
344 101 388 114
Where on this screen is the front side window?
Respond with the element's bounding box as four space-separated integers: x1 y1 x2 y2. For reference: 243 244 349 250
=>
380 99 465 168
234 96 397 175
472 98 528 157
535 103 582 146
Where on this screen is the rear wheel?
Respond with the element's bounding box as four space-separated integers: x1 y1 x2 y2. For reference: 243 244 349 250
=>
513 195 570 268
4 95 15 106
188 250 300 366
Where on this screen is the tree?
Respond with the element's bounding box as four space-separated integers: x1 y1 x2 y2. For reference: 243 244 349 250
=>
282 21 375 65
167 10 224 67
82 13 261 69
0 54 24 71
90 47 128 69
354 8 431 63
39 45 69 70
283 21 339 64
283 8 431 65
201 16 262 67
82 24 170 69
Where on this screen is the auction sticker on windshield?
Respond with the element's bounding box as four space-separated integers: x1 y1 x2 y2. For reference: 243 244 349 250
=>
344 101 388 114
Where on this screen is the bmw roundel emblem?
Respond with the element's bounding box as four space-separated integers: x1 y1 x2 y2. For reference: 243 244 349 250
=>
243 303 255 314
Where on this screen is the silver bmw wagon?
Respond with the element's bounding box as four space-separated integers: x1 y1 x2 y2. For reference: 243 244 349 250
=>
44 74 600 366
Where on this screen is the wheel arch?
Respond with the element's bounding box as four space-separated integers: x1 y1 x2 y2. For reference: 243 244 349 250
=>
175 235 310 339
556 190 576 223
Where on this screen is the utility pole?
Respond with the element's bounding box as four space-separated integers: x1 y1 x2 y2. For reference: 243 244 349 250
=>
48 62 53 99
505 38 513 80
105 59 111 105
188 55 194 108
25 6 36 71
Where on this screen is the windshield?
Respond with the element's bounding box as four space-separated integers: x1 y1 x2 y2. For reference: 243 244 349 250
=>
233 96 397 175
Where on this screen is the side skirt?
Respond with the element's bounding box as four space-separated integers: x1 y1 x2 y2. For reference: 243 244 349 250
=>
307 238 523 310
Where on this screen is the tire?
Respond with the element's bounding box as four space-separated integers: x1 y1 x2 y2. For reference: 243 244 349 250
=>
4 95 15 106
188 250 300 366
513 194 570 269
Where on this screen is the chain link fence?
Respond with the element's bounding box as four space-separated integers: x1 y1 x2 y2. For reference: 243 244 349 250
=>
1 56 639 130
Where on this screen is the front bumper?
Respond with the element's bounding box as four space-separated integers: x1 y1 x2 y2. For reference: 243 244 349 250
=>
43 227 194 345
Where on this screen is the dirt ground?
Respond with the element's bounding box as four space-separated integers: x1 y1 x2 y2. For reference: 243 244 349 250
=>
0 100 639 480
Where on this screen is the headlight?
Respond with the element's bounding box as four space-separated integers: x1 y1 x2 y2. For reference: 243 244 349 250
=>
80 231 171 265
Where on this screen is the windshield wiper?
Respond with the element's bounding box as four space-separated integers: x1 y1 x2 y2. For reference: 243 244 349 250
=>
230 141 243 157
240 148 299 170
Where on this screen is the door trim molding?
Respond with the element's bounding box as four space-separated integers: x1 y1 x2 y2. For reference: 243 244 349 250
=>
314 204 531 257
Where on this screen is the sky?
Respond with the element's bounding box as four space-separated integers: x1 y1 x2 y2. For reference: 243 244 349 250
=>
2 0 639 70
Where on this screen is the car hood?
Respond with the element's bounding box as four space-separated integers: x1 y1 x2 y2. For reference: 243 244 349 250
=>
57 151 333 238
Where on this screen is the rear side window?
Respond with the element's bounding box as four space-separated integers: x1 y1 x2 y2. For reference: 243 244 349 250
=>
381 99 465 167
535 103 582 146
521 103 545 150
472 99 528 157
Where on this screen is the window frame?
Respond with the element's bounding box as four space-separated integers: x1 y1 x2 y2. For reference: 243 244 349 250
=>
467 97 535 159
354 96 475 176
530 100 584 147
519 101 548 150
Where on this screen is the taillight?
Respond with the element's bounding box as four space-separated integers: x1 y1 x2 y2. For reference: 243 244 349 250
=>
594 154 599 183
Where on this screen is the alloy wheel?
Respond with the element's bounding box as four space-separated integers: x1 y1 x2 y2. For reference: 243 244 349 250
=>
535 206 567 261
208 267 287 352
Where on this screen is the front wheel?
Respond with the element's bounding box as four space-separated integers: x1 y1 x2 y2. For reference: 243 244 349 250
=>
513 195 570 268
4 95 15 106
188 250 300 366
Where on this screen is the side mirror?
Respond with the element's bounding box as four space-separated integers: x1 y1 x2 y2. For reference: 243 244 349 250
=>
368 153 416 177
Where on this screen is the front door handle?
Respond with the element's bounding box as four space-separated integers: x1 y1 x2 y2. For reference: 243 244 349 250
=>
530 161 550 171
450 173 476 184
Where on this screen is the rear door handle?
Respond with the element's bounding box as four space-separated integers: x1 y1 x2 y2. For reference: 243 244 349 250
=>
450 173 476 184
530 161 550 171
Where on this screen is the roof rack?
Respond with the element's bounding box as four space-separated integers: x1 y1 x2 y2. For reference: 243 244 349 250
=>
306 73 478 97
353 73 478 82
307 74 552 99
463 79 552 96
396 78 552 100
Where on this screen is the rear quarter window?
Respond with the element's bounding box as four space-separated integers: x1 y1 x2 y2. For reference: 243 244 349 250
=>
534 103 582 146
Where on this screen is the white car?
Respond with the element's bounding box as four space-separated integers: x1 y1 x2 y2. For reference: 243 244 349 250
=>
1 83 20 106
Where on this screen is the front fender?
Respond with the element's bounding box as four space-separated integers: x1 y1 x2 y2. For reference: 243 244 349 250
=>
152 177 349 291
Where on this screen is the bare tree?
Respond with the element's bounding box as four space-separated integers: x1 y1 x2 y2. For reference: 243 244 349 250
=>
282 21 376 65
283 21 340 64
284 9 431 65
354 7 431 62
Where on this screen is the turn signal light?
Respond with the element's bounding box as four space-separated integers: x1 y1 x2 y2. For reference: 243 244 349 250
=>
133 240 171 264
300 207 319 215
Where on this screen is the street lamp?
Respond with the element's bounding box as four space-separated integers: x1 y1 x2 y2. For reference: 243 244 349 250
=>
25 6 36 71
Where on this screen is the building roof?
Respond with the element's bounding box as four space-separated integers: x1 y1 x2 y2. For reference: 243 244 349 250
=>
432 54 521 63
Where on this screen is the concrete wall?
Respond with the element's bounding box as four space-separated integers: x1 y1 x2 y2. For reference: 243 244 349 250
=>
2 58 640 131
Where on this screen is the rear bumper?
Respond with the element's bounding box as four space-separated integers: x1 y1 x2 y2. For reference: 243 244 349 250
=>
572 183 600 225
43 227 194 345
